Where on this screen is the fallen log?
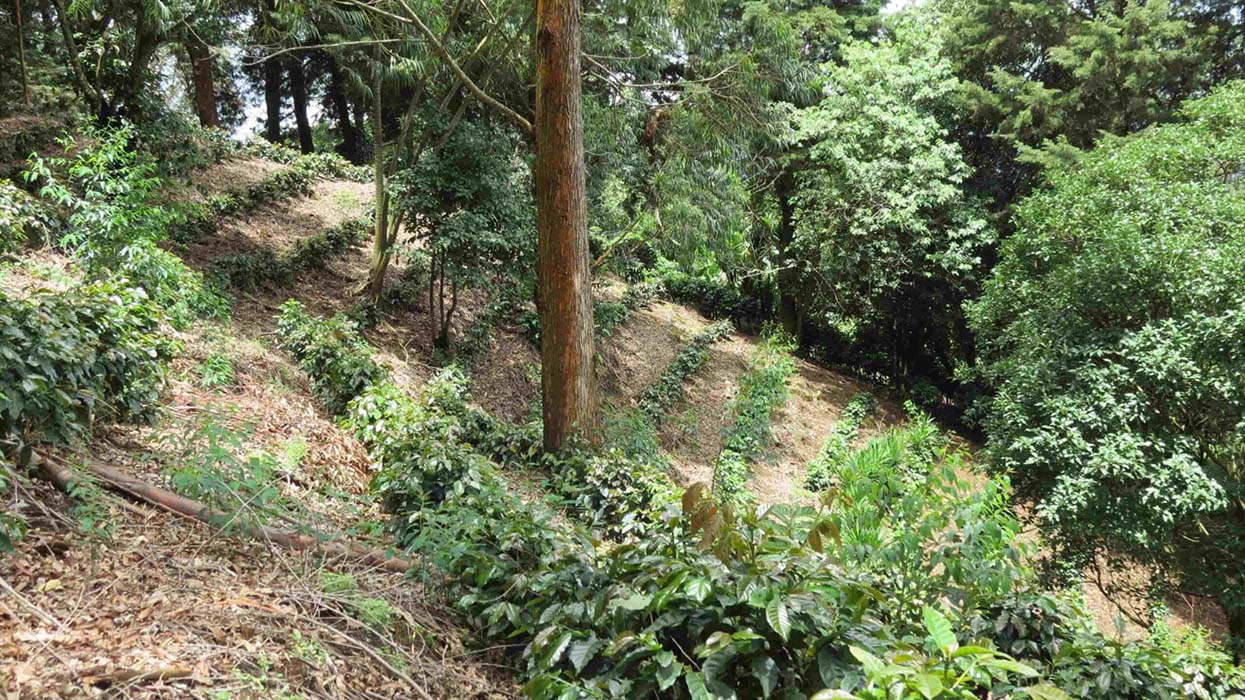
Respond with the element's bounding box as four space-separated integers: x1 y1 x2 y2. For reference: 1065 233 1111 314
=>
39 456 416 575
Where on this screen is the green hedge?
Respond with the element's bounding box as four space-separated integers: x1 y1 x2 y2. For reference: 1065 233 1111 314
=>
213 216 369 291
275 300 387 414
638 321 733 424
712 332 797 505
0 280 173 458
804 392 877 491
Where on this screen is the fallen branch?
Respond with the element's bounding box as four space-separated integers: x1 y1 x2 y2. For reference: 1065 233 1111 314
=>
39 457 416 575
87 666 194 686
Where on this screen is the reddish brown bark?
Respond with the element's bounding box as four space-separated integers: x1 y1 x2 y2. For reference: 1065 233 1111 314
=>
185 35 219 128
534 0 598 451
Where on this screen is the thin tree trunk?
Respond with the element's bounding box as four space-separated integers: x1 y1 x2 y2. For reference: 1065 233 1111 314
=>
184 34 219 127
287 53 314 153
327 57 360 162
776 169 802 342
15 0 30 107
360 71 391 302
121 12 159 118
534 0 598 451
261 0 283 142
50 0 100 116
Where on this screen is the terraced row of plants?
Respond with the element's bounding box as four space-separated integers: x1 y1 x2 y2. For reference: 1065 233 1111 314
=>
272 300 1245 700
638 320 733 425
0 123 369 551
213 215 371 291
711 331 798 505
804 392 877 491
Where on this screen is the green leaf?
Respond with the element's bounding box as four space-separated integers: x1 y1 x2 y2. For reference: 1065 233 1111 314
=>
765 597 792 641
685 577 712 602
988 658 1039 678
921 606 958 654
686 671 712 700
1026 683 1072 700
915 673 943 699
848 646 885 674
751 656 778 698
656 659 683 691
567 638 598 673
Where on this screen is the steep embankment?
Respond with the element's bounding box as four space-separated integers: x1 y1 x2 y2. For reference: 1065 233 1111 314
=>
1 154 514 699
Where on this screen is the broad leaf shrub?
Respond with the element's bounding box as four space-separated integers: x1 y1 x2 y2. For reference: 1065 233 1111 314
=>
638 321 733 424
376 389 1237 699
24 123 228 326
713 331 797 504
277 302 1243 698
967 81 1245 641
0 281 172 460
804 392 877 491
0 179 50 254
275 300 387 413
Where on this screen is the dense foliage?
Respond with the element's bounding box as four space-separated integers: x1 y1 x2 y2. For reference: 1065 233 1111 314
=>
786 22 992 381
0 281 172 458
969 82 1245 641
276 303 1245 699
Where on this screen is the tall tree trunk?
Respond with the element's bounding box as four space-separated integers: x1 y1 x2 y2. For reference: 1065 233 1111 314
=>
15 0 30 107
287 53 314 153
121 11 159 118
534 0 597 451
184 35 219 127
327 57 360 162
360 71 391 303
775 168 802 342
263 58 283 141
261 0 282 142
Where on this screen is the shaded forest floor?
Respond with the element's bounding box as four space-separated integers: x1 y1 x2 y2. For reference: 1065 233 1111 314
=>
0 150 1227 697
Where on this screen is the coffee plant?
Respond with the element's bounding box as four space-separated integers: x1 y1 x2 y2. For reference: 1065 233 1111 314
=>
638 321 733 424
805 392 878 491
713 331 797 504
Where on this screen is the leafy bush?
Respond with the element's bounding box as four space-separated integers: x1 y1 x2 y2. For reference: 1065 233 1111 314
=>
805 392 877 491
638 321 733 424
275 300 387 413
0 179 49 254
0 281 173 460
713 332 797 504
24 123 227 325
967 82 1245 637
